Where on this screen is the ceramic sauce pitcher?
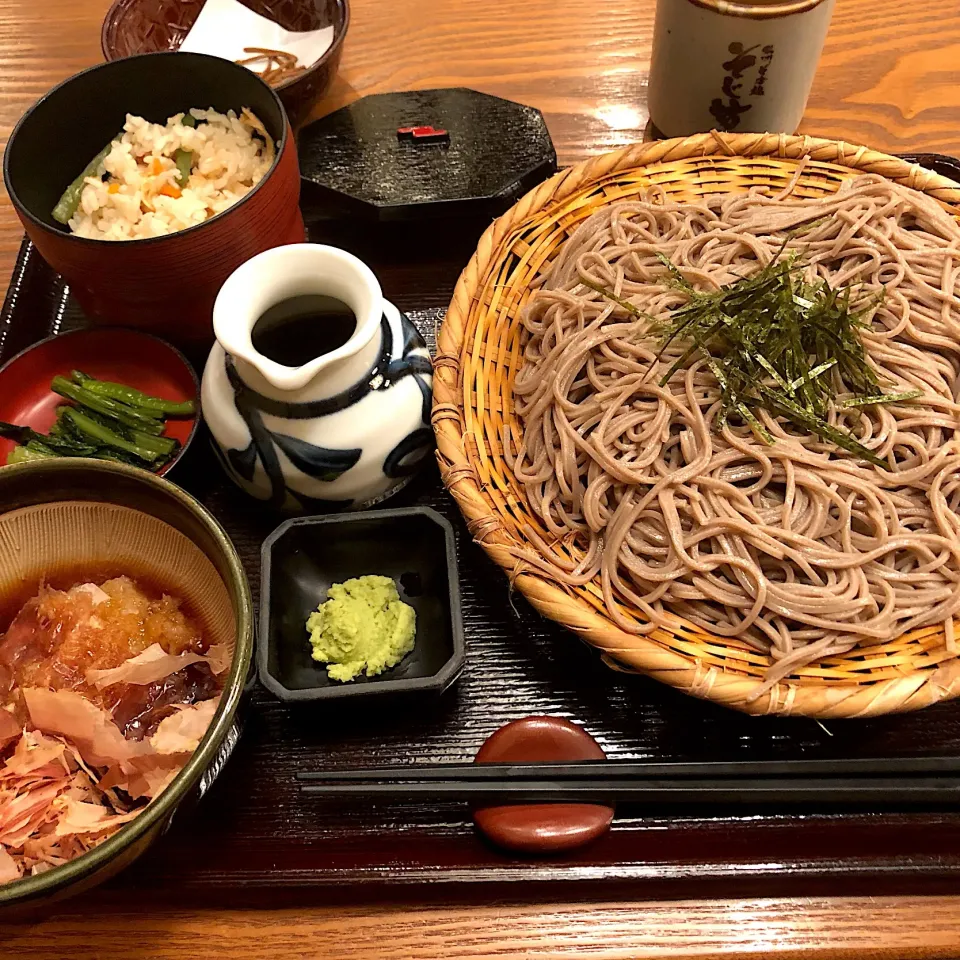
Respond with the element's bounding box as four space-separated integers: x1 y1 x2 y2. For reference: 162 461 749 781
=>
201 244 433 512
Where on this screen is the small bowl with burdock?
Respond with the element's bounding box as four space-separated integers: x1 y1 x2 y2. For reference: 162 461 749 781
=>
258 507 465 702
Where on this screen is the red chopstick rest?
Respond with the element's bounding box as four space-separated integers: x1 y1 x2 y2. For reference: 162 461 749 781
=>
472 716 614 853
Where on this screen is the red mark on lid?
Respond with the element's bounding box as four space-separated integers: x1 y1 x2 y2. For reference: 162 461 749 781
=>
397 125 449 143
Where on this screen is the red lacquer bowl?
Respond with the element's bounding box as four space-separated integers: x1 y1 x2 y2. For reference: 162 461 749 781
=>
3 52 306 353
0 329 199 476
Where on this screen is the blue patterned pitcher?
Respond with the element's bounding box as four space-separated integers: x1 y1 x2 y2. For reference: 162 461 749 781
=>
201 244 433 513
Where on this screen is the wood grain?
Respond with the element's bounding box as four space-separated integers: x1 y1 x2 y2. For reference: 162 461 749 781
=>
4 0 960 955
6 895 960 959
1 0 960 285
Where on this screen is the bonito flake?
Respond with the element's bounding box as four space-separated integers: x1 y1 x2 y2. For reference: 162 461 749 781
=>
0 579 225 882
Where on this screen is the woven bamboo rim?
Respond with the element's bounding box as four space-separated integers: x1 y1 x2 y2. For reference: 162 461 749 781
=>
433 131 960 719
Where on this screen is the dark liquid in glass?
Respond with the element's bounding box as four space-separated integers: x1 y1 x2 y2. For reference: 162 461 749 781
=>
251 294 356 367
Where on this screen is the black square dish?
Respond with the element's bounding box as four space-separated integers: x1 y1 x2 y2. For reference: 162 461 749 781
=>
258 507 465 701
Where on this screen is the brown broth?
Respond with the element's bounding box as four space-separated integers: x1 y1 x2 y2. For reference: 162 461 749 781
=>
251 294 356 367
0 563 206 638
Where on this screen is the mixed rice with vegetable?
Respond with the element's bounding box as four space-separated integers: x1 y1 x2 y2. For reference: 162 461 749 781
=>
54 108 274 241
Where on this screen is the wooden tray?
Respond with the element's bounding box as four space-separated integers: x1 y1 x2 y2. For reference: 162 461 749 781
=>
4 160 960 906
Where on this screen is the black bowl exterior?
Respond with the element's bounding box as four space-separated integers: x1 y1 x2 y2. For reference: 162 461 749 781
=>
0 460 254 912
259 507 465 701
279 15 346 127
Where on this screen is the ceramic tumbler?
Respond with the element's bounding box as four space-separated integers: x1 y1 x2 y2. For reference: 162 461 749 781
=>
648 0 836 138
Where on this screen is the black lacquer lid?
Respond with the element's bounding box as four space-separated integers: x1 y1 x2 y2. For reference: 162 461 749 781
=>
298 87 557 221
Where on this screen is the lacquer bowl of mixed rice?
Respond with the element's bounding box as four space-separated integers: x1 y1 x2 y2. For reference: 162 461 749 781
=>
3 51 305 350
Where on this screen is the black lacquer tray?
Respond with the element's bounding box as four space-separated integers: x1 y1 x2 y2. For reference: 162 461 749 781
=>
4 157 960 907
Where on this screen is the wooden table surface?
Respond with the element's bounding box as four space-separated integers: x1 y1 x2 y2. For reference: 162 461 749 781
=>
4 0 960 955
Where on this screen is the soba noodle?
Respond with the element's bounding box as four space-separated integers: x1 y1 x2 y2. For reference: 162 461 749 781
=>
510 173 960 693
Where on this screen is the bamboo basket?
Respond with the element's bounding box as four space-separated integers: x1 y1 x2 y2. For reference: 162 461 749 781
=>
433 131 960 719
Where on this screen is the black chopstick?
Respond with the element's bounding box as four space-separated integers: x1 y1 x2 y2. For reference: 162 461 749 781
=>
299 776 960 805
296 756 960 782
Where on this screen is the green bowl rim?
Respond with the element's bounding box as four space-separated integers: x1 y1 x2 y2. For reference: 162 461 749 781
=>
0 459 254 904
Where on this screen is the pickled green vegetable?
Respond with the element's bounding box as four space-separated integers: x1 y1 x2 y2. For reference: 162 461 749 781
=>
3 371 192 472
51 139 117 225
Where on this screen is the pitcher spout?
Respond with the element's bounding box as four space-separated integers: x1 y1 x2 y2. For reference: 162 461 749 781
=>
230 347 337 395
212 243 384 401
